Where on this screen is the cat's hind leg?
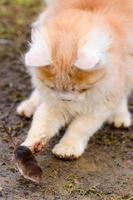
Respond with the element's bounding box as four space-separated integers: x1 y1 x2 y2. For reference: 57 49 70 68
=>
107 98 131 128
17 90 41 118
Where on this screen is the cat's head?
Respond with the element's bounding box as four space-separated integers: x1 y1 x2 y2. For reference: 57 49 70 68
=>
25 12 112 100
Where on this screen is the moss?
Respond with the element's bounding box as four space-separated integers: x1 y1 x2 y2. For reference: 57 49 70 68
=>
1 0 41 7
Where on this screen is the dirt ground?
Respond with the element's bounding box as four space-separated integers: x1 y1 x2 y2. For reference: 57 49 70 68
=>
0 1 133 200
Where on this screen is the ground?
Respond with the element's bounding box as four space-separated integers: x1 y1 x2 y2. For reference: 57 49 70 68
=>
0 1 133 200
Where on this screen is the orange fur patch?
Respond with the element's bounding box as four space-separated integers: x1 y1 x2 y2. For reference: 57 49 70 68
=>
34 0 133 93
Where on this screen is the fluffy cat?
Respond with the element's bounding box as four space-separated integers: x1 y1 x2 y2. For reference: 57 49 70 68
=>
17 0 133 159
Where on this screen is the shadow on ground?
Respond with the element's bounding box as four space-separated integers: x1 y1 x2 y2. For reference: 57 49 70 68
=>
0 1 133 200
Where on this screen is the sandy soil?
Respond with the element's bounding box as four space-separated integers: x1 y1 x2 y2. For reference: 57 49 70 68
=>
0 1 133 200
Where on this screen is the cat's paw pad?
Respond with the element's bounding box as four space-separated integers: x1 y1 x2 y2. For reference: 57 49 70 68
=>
52 142 84 160
108 112 131 128
17 100 35 118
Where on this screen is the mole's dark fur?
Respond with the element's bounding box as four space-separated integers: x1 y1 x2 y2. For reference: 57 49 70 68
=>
15 146 35 162
14 146 43 183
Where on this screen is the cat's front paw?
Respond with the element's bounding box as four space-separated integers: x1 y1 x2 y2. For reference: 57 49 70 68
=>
108 112 131 128
52 141 85 160
17 100 35 118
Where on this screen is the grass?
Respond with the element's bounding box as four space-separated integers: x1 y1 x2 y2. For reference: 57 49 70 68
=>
0 0 42 41
1 0 42 7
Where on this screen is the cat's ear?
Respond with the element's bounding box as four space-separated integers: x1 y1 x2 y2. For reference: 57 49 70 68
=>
75 28 111 70
75 51 100 70
25 29 51 67
25 45 50 67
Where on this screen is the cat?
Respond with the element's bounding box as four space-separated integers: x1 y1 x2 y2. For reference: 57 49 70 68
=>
17 0 133 159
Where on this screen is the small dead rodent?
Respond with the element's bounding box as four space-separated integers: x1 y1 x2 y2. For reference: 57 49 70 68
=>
2 124 43 183
14 146 43 183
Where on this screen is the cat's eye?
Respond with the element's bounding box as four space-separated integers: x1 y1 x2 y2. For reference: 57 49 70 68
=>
78 86 93 93
45 83 54 90
71 88 76 92
79 88 88 93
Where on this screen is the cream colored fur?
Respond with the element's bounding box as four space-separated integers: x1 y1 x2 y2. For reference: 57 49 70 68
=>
17 0 133 158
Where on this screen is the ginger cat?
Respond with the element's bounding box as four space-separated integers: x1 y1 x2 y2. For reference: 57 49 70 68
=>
17 0 133 159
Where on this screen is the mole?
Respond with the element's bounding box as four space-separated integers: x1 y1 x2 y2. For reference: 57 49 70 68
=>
3 124 43 183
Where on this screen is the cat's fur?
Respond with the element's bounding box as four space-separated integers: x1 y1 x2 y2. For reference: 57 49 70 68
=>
17 0 133 159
